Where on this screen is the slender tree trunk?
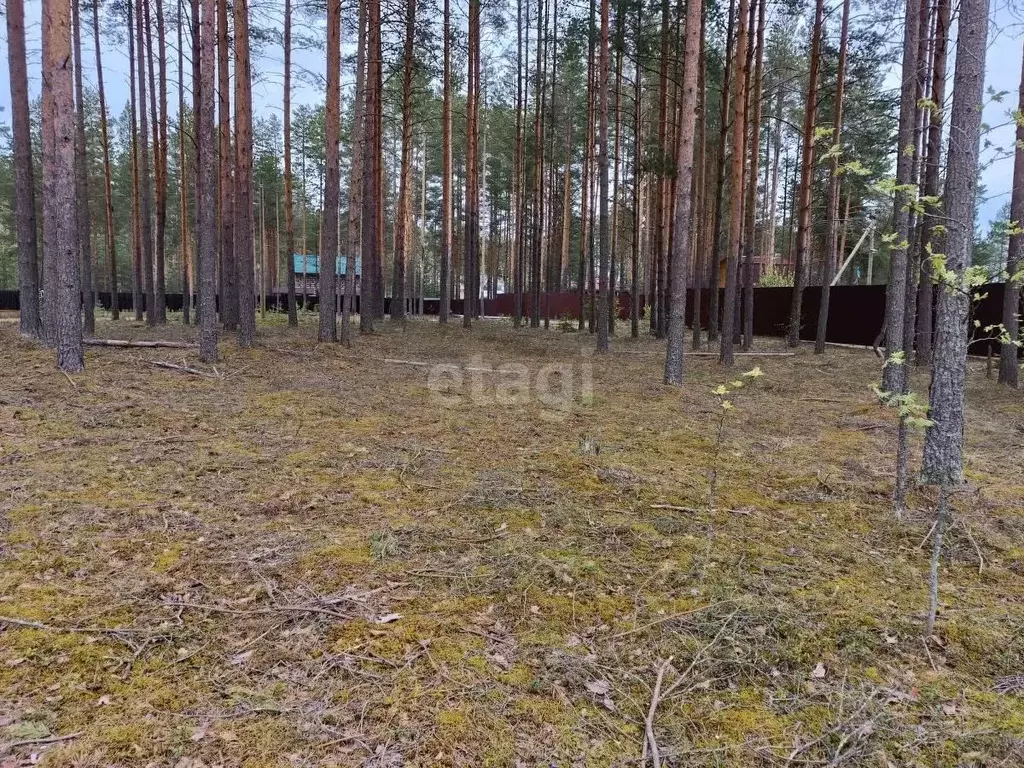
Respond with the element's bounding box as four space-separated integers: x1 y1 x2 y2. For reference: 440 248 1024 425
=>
126 0 143 321
609 32 623 332
71 0 93 334
177 0 190 324
440 0 453 324
217 0 235 328
921 0 988 637
880 0 923 389
741 0 765 350
720 0 749 365
708 0 736 343
999 41 1024 387
528 0 544 329
630 7 642 339
763 88 782 272
198 0 218 360
691 7 706 350
595 0 611 351
463 0 481 327
814 0 850 353
234 0 255 345
786 0 823 347
283 0 298 326
7 0 42 337
664 0 701 382
317 0 339 341
42 0 83 370
148 0 168 322
342 0 366 344
652 0 669 338
135 0 156 325
917 0 949 366
392 0 415 323
361 0 381 332
578 0 595 330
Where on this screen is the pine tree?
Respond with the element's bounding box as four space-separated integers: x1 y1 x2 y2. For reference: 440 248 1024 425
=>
283 0 298 326
6 0 42 337
234 0 256 345
392 0 416 324
135 0 156 325
440 0 453 324
42 0 83 370
198 0 218 361
998 42 1024 388
218 0 236 328
71 0 94 334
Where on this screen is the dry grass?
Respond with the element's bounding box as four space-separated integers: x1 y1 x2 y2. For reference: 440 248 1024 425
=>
1 312 1023 767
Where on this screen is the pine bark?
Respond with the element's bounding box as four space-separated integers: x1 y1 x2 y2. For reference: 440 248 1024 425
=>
127 0 143 320
663 0 702 382
42 0 83 370
691 6 706 350
786 0 823 347
342 0 366 343
392 0 416 323
218 0 236 328
283 0 297 326
578 0 595 330
440 0 453 323
881 0 922 390
71 0 93 334
814 0 850 353
177 0 190 324
595 0 610 351
999 42 1024 388
916 0 949 366
708 0 735 343
198 0 218 360
742 0 765 350
234 0 255 345
135 0 156 325
720 0 749 365
360 0 381 332
629 3 642 339
921 0 989 485
6 0 42 337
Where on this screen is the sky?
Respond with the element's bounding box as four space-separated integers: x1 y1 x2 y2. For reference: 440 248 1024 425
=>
0 0 1022 231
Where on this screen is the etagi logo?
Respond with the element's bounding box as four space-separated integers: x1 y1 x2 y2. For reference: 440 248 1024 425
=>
426 350 594 419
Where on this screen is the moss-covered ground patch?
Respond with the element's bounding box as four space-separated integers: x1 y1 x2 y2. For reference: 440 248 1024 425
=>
1 313 1022 766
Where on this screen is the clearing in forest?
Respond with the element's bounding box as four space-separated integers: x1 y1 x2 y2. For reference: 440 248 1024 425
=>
1 316 1022 766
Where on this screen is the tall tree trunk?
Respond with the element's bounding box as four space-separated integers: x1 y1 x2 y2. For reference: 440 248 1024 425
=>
127 0 143 321
463 0 481 327
630 5 642 339
786 0 823 347
578 0 595 330
392 0 415 323
440 0 453 324
190 0 201 321
528 0 544 329
880 0 922 389
916 0 949 366
921 0 988 636
234 0 255 345
217 0 235 328
708 0 735 343
762 88 782 272
608 29 623 332
595 0 610 351
691 4 707 350
317 0 338 342
198 0 218 360
999 42 1024 387
741 0 765 350
652 0 669 338
71 0 93 334
42 0 83 370
149 0 168 322
135 0 156 325
283 0 298 326
342 0 366 344
6 0 42 337
177 0 190 324
719 0 748 365
814 0 850 353
664 0 702 382
361 0 381 331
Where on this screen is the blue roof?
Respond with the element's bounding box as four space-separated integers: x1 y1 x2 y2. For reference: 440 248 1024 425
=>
292 254 361 276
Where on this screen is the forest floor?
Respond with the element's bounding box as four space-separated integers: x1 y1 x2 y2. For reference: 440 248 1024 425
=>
1 312 1023 767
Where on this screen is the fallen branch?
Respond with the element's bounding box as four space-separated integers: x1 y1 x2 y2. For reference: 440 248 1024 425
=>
643 659 671 768
0 615 148 636
608 600 733 640
84 338 196 348
3 731 83 750
144 360 221 379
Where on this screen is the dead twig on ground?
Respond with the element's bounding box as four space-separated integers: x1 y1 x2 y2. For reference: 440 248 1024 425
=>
642 659 671 768
607 600 733 640
144 359 222 379
0 615 150 636
85 338 196 348
3 731 83 750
